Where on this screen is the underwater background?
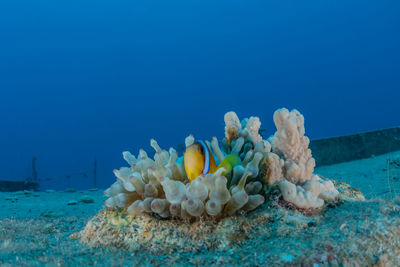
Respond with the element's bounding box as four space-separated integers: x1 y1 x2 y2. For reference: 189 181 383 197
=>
0 0 399 190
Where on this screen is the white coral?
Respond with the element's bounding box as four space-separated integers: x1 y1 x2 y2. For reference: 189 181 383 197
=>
224 111 242 144
266 108 339 209
261 152 284 186
302 175 339 202
103 108 340 217
220 109 336 210
271 108 315 185
279 180 324 209
244 116 263 145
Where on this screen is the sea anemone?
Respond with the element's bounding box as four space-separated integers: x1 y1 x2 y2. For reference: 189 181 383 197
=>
103 108 340 220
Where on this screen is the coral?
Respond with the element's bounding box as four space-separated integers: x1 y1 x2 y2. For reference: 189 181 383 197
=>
278 180 324 209
302 175 339 202
104 108 341 220
260 152 284 185
244 116 263 145
80 182 367 258
224 111 241 145
271 108 315 185
259 108 340 209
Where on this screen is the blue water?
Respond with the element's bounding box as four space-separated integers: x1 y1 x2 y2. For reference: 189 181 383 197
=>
0 0 399 190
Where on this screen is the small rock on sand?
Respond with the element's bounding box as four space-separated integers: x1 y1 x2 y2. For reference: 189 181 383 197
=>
64 188 77 193
79 195 94 203
5 197 18 202
41 210 65 218
67 200 78 205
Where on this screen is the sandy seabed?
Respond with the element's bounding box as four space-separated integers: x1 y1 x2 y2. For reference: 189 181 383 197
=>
1 151 400 266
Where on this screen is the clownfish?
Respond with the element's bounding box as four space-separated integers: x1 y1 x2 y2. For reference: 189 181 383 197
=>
184 140 217 182
184 140 241 182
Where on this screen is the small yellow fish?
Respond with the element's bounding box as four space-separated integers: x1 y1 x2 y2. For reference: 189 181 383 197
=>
184 140 216 182
216 153 240 176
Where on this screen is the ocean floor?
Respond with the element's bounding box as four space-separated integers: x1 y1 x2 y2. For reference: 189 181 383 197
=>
316 150 400 200
1 150 400 266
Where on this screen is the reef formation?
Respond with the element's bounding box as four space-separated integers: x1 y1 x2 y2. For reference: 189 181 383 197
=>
103 108 339 219
80 108 365 254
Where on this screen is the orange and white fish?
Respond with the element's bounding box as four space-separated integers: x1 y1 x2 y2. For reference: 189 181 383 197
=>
184 140 241 182
184 140 217 182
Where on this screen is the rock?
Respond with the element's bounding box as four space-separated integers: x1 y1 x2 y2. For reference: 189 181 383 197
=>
5 197 18 202
80 180 371 260
41 210 65 218
79 195 94 203
64 188 77 193
332 180 365 201
67 200 78 205
339 223 347 232
284 215 315 228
